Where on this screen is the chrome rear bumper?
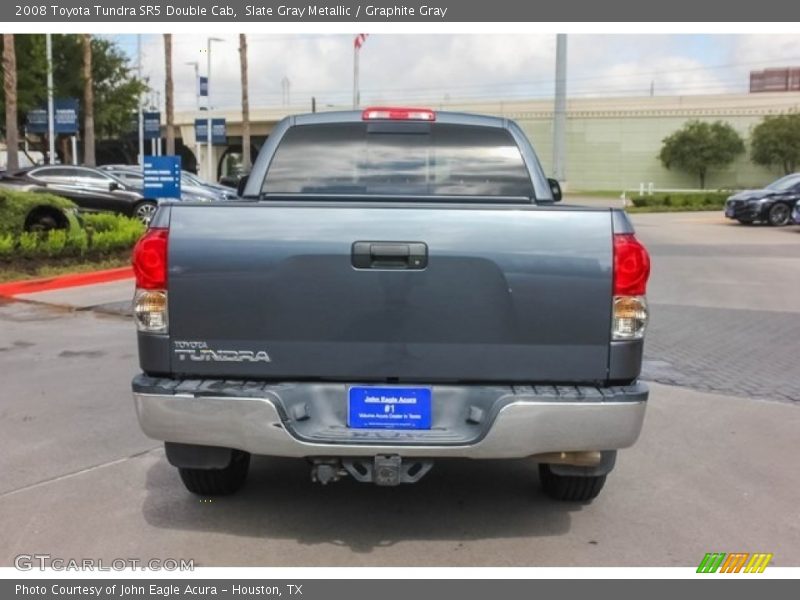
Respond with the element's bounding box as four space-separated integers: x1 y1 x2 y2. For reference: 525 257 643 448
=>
133 377 648 459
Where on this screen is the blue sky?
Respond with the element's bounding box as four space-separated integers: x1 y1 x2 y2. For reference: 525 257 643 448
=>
105 34 799 111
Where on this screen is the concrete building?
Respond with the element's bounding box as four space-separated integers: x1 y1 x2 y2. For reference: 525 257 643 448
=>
171 91 800 191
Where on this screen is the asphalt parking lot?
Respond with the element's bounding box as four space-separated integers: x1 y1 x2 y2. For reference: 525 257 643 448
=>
0 209 798 567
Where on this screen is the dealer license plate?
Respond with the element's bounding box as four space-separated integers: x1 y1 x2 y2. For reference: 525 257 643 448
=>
347 386 432 430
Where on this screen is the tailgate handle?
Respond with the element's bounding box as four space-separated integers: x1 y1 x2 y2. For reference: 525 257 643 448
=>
352 242 428 270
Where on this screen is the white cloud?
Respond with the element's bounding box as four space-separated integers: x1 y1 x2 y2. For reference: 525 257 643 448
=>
130 34 795 112
732 34 800 68
586 56 732 97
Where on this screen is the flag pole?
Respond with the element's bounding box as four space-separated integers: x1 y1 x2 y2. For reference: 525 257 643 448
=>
352 35 368 109
353 42 358 109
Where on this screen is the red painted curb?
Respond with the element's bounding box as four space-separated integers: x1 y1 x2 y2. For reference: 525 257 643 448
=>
0 266 134 297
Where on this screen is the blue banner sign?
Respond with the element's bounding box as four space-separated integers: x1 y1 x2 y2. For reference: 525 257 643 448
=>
143 155 182 200
199 76 208 97
194 118 226 145
26 98 79 134
143 112 161 140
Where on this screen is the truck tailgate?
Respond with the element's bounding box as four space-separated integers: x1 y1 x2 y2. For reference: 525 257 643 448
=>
166 203 613 383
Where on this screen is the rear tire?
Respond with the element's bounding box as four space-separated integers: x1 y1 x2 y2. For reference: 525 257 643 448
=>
24 208 68 232
538 464 606 502
767 203 791 227
178 450 250 495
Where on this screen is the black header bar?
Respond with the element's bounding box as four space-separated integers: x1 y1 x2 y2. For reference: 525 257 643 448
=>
2 0 795 23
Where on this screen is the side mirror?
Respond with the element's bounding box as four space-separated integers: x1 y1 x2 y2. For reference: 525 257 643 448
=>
547 178 562 202
236 174 249 198
108 181 120 192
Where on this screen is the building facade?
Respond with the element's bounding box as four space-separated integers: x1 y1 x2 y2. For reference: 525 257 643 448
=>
173 91 800 191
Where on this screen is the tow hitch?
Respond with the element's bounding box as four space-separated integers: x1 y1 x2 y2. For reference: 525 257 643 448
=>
310 456 433 486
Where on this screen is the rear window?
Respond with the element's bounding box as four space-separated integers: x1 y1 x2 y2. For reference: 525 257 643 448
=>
262 122 533 198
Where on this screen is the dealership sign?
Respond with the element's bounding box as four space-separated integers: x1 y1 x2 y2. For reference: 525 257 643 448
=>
143 155 182 199
194 118 226 145
26 99 79 135
144 112 161 140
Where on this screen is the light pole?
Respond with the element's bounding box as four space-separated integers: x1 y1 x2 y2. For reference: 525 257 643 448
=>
136 34 145 166
186 61 200 173
45 33 55 164
206 37 223 183
552 33 567 185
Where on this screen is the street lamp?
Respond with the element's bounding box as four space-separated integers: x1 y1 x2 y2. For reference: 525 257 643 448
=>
185 61 200 111
137 34 144 166
206 37 224 183
45 34 55 164
186 60 200 173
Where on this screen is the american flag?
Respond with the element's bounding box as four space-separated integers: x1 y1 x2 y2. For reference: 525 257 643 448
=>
354 33 369 49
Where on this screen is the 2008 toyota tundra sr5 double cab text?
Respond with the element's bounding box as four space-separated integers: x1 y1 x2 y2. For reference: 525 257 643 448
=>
131 107 651 502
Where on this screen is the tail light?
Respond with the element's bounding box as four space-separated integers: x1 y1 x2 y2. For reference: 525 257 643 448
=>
132 228 168 289
612 233 651 340
362 107 436 121
132 228 168 333
613 234 650 296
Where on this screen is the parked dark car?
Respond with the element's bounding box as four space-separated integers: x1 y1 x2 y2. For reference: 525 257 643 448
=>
181 170 240 199
99 165 238 202
217 173 244 190
0 165 158 224
724 173 800 226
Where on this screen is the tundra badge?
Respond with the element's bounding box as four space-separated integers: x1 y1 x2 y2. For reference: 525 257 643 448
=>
173 341 271 363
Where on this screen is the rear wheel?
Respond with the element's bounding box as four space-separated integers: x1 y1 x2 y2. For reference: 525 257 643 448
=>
538 464 606 502
767 203 791 227
24 208 68 232
178 450 250 495
133 201 158 225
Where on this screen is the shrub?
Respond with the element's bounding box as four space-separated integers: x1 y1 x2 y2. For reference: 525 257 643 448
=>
66 229 89 256
91 229 134 255
0 234 14 257
0 188 77 236
629 192 729 211
82 212 135 233
83 213 144 246
43 229 68 257
0 214 140 261
17 232 40 258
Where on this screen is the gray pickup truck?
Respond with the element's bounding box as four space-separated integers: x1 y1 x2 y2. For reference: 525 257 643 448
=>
131 107 651 501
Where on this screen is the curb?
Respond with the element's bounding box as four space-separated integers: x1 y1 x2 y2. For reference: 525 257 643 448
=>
0 266 134 297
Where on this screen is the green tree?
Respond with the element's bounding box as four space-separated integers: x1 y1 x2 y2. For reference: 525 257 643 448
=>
0 34 146 141
659 120 745 189
750 113 800 175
